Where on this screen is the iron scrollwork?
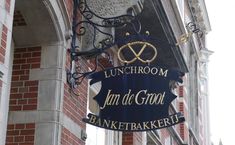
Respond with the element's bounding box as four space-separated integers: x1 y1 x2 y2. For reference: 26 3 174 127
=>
176 22 204 45
67 0 141 92
74 0 141 52
186 22 203 38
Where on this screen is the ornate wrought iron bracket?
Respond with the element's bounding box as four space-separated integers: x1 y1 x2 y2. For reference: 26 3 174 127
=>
186 22 203 37
176 22 203 46
67 0 141 92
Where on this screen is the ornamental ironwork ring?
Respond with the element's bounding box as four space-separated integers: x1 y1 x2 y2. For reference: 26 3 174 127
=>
117 41 157 64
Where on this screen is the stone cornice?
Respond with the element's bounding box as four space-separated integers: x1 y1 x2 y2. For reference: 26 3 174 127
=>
188 0 211 33
200 49 214 62
151 0 189 72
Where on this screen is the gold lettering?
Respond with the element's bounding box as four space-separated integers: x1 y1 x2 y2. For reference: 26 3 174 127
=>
150 92 165 105
150 120 158 128
95 118 102 126
134 90 166 105
159 68 168 77
143 66 150 74
144 93 150 105
157 119 164 128
104 66 169 79
104 71 111 78
127 95 134 105
89 115 97 124
100 90 120 110
143 122 150 130
148 93 155 105
131 123 137 130
103 119 110 128
151 67 158 75
138 66 144 74
110 69 117 77
174 114 179 123
163 118 171 126
159 92 165 104
111 121 118 129
117 68 124 75
130 66 137 74
136 123 143 130
125 122 130 130
122 89 134 105
113 94 120 106
135 90 147 105
118 122 125 130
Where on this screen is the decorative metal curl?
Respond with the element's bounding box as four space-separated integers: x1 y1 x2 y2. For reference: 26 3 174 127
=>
176 22 204 45
67 50 113 94
74 0 141 52
67 0 141 91
186 22 203 38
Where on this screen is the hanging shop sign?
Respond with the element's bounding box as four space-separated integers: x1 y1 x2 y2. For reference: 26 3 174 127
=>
83 39 185 131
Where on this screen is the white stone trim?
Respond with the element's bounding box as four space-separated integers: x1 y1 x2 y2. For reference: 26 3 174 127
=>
0 6 6 25
61 113 82 139
36 1 70 144
30 68 63 80
4 1 80 145
43 0 71 43
0 40 14 145
8 111 82 139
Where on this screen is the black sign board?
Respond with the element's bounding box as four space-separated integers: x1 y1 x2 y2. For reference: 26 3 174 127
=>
83 65 185 131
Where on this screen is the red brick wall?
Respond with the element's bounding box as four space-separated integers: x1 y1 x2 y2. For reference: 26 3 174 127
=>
178 101 189 142
178 86 189 141
178 100 186 141
122 132 133 145
178 86 183 97
0 24 8 63
61 50 88 145
5 123 35 145
176 81 189 142
63 50 89 127
179 123 185 140
63 80 88 129
61 127 83 145
9 47 41 111
122 132 142 145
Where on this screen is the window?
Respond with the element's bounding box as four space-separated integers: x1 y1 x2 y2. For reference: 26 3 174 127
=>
86 82 105 145
86 81 122 145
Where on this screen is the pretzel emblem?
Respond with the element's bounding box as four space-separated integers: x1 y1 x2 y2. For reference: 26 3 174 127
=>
117 41 157 64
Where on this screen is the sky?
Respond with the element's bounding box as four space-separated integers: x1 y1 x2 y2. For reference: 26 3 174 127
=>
206 0 235 145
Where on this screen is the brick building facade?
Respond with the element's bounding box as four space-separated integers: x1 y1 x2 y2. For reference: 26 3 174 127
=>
0 0 212 145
